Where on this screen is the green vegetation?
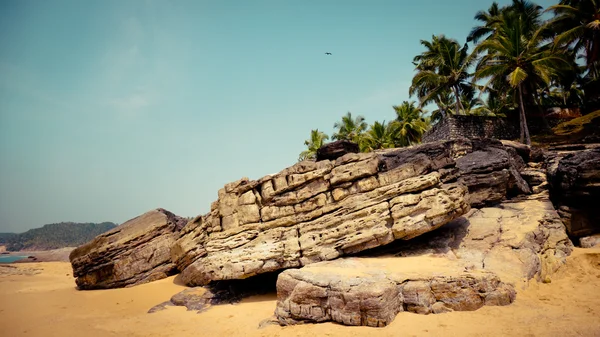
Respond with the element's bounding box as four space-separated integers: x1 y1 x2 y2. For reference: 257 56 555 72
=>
299 0 599 159
532 109 600 145
1 222 117 251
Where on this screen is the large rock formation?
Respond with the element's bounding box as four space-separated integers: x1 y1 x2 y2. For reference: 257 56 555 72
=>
172 140 476 286
276 258 515 327
546 145 600 238
274 197 573 326
455 139 530 207
70 208 186 289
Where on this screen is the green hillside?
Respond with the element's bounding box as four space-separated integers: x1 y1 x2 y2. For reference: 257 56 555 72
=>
2 222 117 251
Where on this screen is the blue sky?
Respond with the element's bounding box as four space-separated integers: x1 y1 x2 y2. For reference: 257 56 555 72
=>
0 0 556 232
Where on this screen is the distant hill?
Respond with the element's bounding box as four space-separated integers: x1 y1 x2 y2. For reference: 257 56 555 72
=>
0 233 18 244
1 222 117 251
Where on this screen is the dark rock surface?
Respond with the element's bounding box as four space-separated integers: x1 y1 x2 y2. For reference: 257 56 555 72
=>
455 139 530 207
546 145 600 237
316 140 359 161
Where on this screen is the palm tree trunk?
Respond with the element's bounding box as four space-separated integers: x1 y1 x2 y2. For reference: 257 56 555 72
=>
518 83 531 145
452 85 463 115
531 84 551 133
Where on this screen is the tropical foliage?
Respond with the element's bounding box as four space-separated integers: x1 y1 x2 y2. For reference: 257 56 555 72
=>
298 129 329 161
332 112 368 143
300 0 597 158
298 102 429 161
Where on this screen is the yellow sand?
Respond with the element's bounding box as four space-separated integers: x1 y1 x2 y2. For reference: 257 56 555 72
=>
1 248 599 337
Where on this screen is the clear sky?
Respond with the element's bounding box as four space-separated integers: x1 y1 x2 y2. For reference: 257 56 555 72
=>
0 0 556 232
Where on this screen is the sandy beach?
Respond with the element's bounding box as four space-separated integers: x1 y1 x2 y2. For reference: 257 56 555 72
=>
1 247 599 337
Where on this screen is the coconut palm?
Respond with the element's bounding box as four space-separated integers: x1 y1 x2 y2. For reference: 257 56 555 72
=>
360 121 397 152
474 12 572 145
467 2 503 44
471 94 511 117
392 101 430 146
410 35 475 115
332 112 368 143
429 91 456 122
298 129 329 161
546 0 600 79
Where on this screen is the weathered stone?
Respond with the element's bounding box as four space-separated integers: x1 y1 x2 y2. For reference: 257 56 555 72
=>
275 257 515 327
547 146 600 237
378 197 573 285
274 197 571 327
316 140 359 162
174 141 472 286
172 138 542 287
70 208 186 289
455 141 530 206
521 168 547 187
580 234 600 248
501 140 531 162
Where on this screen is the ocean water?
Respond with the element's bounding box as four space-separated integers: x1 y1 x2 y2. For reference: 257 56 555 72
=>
0 256 28 263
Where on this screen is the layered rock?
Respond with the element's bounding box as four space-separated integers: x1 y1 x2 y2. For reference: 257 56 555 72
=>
274 197 572 326
70 208 186 289
546 145 600 237
316 140 359 161
172 140 474 286
275 258 515 327
455 139 530 207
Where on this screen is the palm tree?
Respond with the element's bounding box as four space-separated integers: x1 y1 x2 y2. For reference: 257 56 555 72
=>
298 129 329 161
410 35 475 115
361 121 397 152
474 12 572 145
392 101 430 146
429 91 456 122
332 112 368 144
471 94 511 117
467 2 503 44
546 0 600 79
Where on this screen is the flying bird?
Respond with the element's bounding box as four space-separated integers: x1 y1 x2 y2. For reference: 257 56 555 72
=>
325 52 332 55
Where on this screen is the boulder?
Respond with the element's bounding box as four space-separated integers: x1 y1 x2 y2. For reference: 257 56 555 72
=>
455 139 530 207
501 140 531 162
173 140 472 286
275 257 515 327
274 197 572 327
546 146 600 237
70 208 187 289
580 234 600 248
316 140 359 161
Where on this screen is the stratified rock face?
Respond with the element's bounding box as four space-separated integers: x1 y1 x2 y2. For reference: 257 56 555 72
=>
379 197 573 285
547 146 600 237
316 140 359 161
173 140 472 286
274 197 572 327
275 258 515 327
455 139 530 207
70 208 186 289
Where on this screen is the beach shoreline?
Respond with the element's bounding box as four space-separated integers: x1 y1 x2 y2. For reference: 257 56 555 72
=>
1 247 599 337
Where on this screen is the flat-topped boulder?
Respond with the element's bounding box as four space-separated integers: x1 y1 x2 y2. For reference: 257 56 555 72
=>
275 257 515 327
274 197 572 327
70 208 187 289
